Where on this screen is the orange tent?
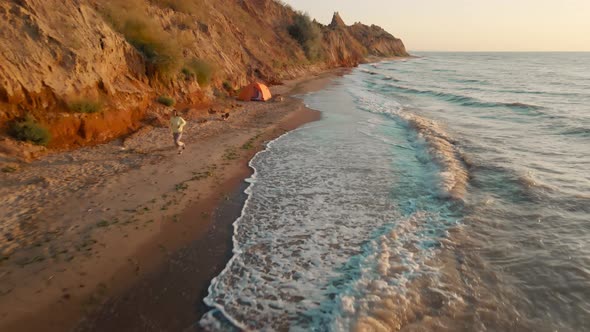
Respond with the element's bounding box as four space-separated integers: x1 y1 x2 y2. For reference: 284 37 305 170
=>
237 82 272 101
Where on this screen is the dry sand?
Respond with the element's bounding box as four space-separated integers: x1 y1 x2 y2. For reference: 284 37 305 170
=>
0 69 348 332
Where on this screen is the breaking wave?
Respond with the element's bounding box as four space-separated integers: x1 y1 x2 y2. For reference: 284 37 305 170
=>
352 91 469 201
387 83 544 112
361 69 401 82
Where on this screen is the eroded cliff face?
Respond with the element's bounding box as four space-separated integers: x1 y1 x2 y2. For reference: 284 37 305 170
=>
0 0 152 148
0 1 408 151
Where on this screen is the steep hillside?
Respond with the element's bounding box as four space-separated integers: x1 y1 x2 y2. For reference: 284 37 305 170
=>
0 0 408 151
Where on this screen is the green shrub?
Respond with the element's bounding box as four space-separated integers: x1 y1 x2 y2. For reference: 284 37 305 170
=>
1 165 18 173
68 100 102 113
157 95 175 106
181 67 192 79
287 12 324 61
182 58 214 86
8 115 51 146
222 81 233 91
99 2 182 78
125 20 181 77
175 182 188 191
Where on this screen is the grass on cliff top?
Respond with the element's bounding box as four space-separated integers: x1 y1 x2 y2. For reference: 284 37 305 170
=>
99 0 182 79
8 115 51 146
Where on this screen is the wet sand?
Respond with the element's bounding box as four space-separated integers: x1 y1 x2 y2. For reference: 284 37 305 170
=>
0 69 346 332
76 108 321 332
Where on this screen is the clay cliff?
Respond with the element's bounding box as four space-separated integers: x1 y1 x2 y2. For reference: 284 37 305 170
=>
0 1 408 152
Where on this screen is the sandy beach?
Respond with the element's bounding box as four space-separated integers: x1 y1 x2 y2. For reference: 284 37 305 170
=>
0 69 346 332
2 0 586 330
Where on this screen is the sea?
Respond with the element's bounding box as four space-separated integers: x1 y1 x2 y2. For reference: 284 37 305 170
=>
200 53 590 331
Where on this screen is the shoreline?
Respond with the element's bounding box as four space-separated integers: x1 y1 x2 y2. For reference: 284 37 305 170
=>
0 69 345 332
77 103 322 332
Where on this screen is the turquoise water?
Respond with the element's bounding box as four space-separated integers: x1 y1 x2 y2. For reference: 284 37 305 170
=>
202 53 590 331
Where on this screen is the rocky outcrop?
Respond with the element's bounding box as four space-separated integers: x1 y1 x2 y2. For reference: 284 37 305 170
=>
0 0 408 150
323 12 409 65
348 22 409 57
329 11 347 28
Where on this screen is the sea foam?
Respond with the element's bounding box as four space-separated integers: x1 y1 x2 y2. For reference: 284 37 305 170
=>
350 85 469 201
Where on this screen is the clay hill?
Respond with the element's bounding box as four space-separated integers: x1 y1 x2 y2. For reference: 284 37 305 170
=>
0 0 408 155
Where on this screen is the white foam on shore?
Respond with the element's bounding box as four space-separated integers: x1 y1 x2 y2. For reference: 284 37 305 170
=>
349 81 469 201
200 90 405 330
329 209 459 331
200 126 310 330
200 70 468 331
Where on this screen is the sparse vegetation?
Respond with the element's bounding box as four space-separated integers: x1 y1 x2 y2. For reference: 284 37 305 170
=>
99 1 182 79
223 148 238 161
191 170 213 181
8 114 51 146
190 164 217 181
157 95 175 106
75 236 97 252
175 182 189 191
241 141 254 150
96 220 110 228
241 133 263 150
68 99 102 114
181 67 192 79
287 12 324 61
223 81 233 91
161 199 174 210
153 0 201 16
1 165 18 173
16 255 45 267
182 58 214 86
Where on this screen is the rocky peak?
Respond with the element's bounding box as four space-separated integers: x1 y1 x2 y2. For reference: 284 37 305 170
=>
329 12 346 28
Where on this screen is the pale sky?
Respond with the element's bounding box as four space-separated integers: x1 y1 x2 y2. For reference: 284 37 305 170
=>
283 0 590 52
